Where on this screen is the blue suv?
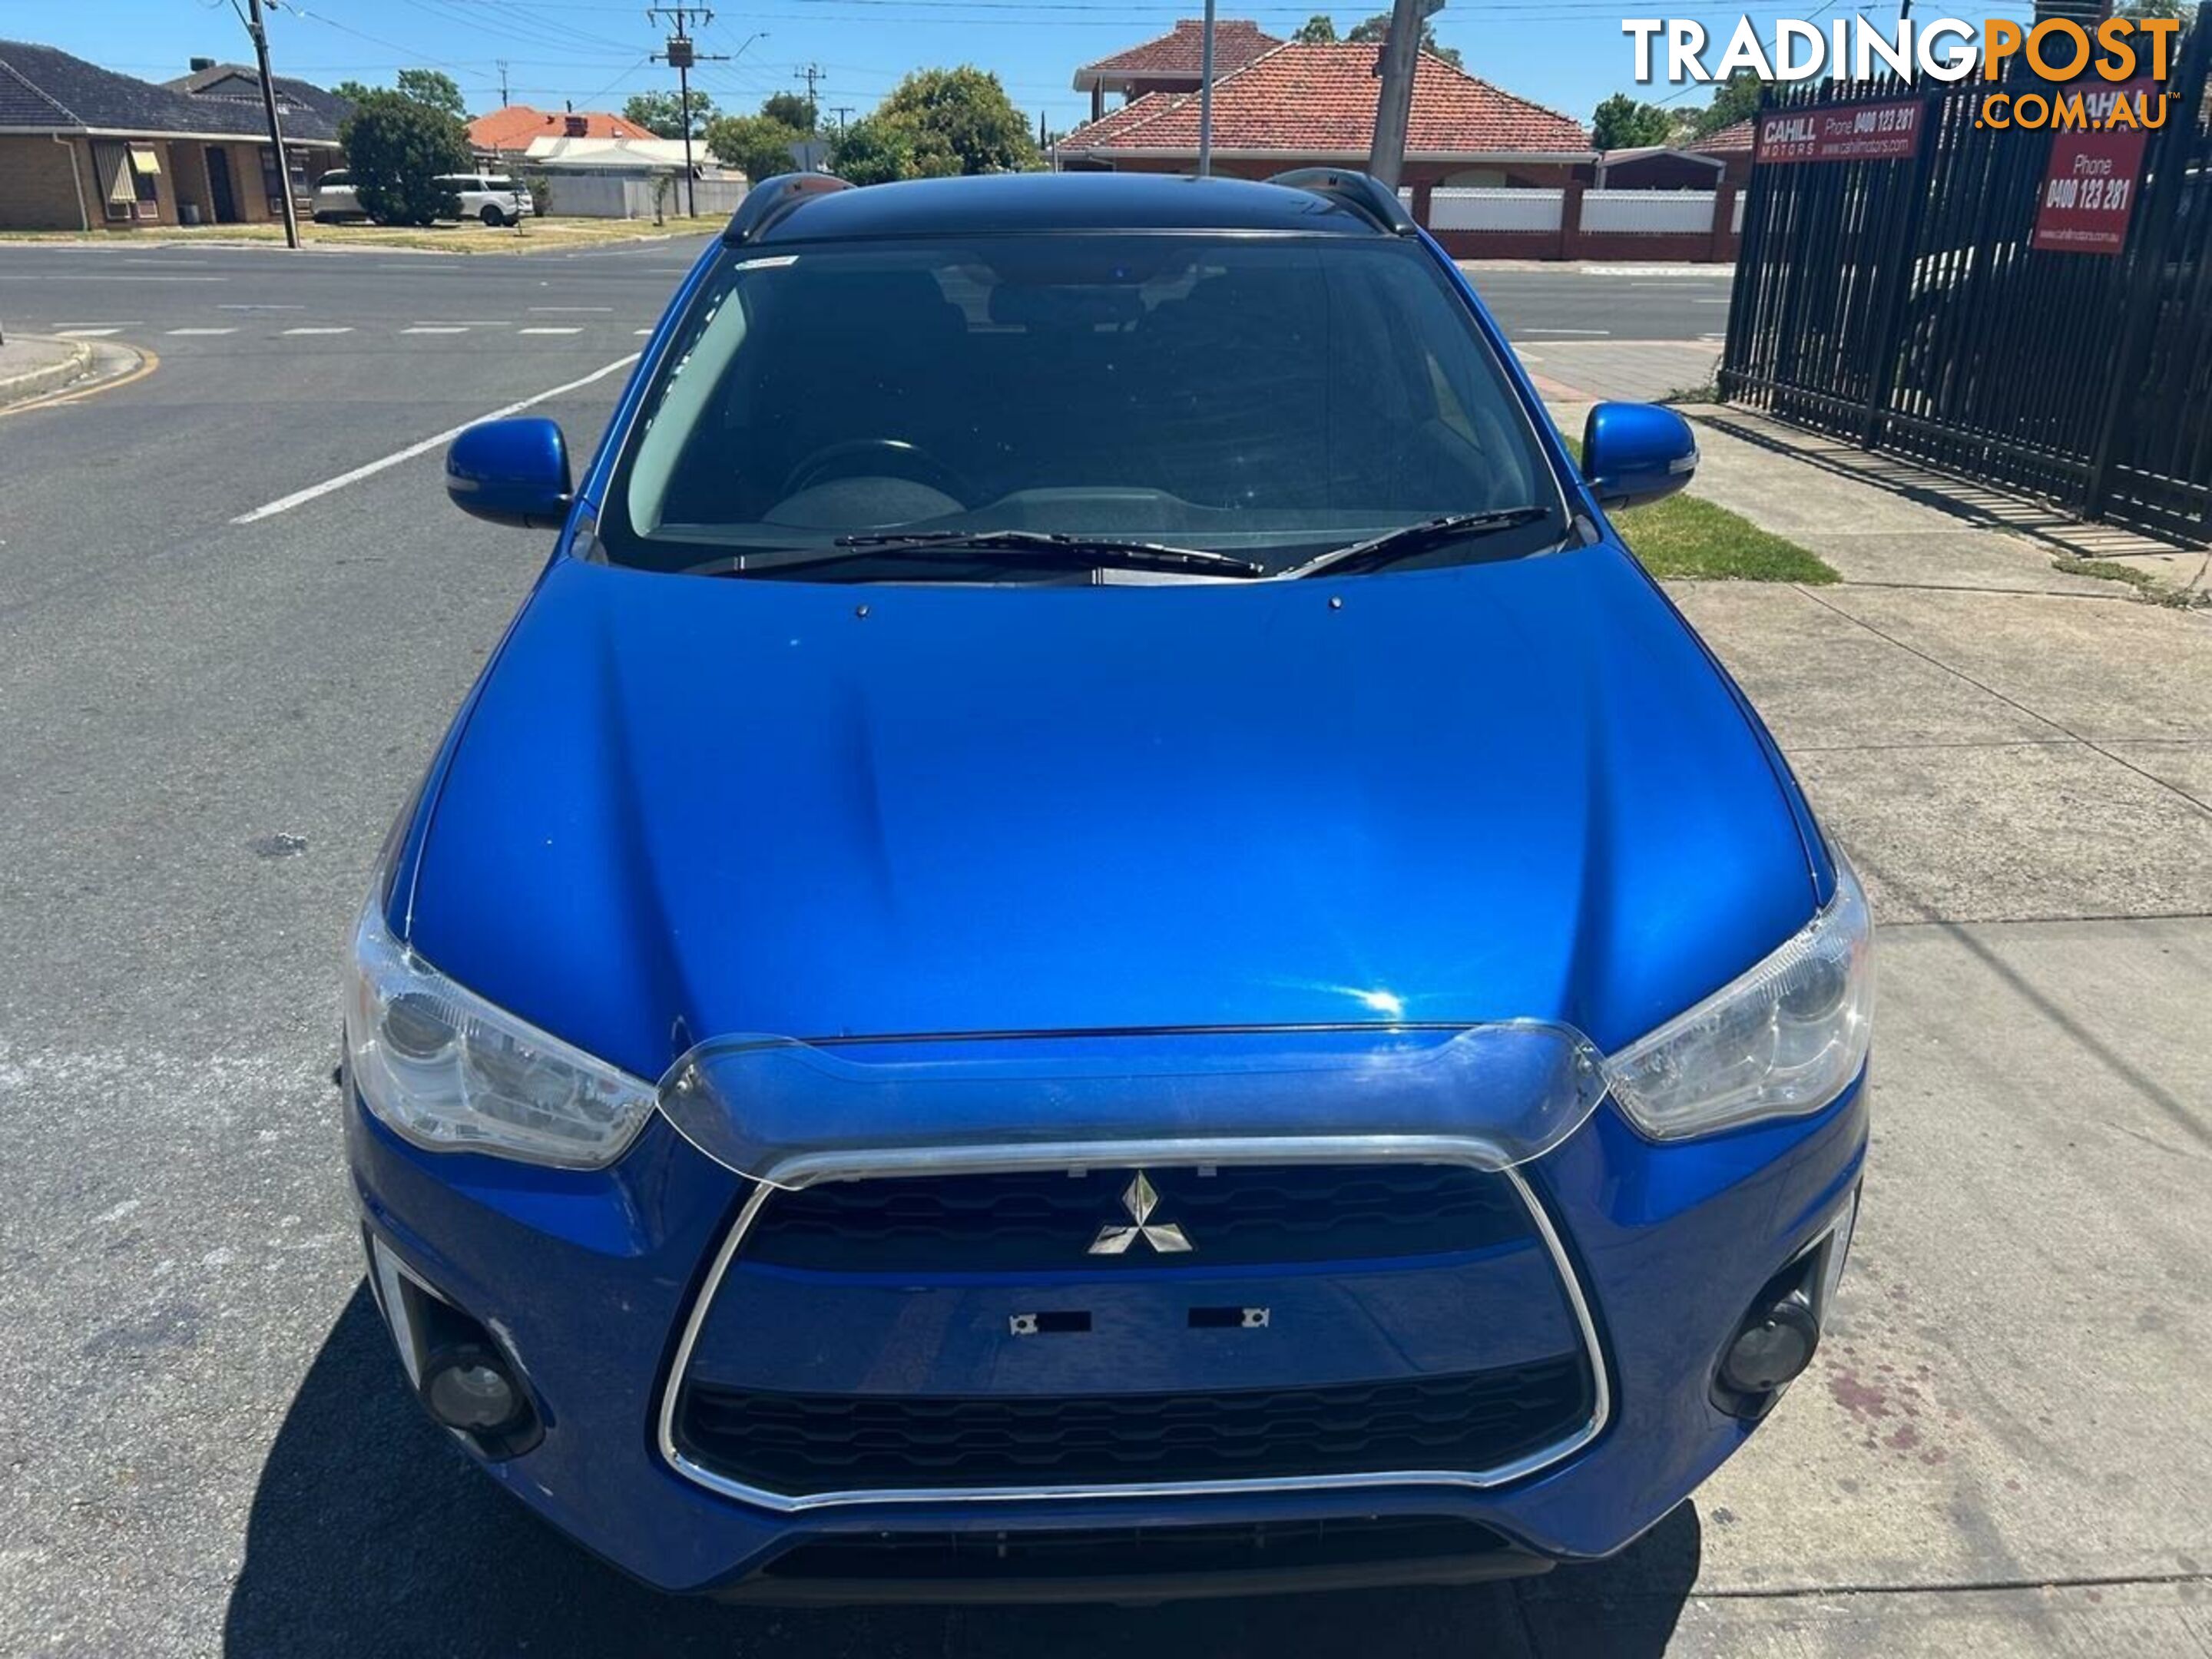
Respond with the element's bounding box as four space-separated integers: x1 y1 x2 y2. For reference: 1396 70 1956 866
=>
344 171 1871 1604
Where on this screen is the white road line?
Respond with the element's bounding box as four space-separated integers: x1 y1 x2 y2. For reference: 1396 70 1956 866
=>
413 320 512 326
518 326 583 336
1695 298 1731 305
167 326 237 336
402 326 468 334
633 328 652 336
283 326 353 335
230 352 641 526
54 327 125 337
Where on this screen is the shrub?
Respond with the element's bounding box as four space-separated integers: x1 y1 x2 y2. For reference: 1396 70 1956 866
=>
339 91 472 227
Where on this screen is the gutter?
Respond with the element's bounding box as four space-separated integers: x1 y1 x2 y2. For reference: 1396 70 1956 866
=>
51 132 88 230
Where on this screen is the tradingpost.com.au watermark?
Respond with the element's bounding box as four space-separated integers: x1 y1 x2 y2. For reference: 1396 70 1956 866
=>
1624 15 2185 128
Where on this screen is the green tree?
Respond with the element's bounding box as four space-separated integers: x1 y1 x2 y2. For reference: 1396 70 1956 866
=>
339 90 472 226
875 66 1039 175
623 89 720 140
2116 0 2194 16
330 78 374 106
704 112 805 182
1346 2 1461 68
1691 71 1766 137
826 114 916 186
1293 14 1339 41
395 68 466 121
760 91 819 132
1592 93 1674 151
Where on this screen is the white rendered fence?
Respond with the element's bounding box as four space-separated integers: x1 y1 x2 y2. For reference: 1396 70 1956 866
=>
1579 190 1717 235
1427 187 1565 233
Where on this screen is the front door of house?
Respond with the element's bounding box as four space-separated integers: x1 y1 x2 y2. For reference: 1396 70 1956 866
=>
206 147 237 223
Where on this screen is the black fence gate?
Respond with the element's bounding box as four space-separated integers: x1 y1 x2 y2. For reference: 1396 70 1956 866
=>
1720 24 2212 544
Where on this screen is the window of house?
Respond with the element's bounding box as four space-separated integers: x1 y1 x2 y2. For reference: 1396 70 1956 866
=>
89 141 162 221
260 145 310 213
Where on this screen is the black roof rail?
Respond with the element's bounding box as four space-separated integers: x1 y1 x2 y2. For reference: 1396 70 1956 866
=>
722 172 854 245
1265 168 1419 236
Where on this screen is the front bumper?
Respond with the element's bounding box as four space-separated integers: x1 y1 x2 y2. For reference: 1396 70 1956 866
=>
347 1079 1866 1596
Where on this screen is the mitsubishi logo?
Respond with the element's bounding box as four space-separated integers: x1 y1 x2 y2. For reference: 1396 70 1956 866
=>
1088 1171 1194 1255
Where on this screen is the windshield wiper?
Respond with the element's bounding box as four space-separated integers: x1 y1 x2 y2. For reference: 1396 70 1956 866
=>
1280 508 1555 580
820 529 1264 578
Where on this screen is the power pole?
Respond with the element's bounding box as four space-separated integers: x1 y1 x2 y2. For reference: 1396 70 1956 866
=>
243 0 299 248
1366 0 1427 189
832 105 854 133
1197 0 1217 176
648 6 727 218
497 58 510 108
793 61 824 115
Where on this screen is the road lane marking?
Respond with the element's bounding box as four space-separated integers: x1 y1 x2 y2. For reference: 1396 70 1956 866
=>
167 326 237 336
518 326 582 335
634 328 652 336
55 327 126 336
230 352 641 525
283 326 353 335
402 326 469 334
412 320 512 326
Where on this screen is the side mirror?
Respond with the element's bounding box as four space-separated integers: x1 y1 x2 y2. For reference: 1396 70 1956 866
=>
1581 402 1698 509
445 417 571 528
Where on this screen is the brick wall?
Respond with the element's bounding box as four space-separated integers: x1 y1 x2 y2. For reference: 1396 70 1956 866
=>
0 135 94 230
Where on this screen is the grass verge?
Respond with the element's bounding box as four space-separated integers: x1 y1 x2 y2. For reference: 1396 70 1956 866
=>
0 219 691 254
1560 433 1839 583
2052 555 2206 608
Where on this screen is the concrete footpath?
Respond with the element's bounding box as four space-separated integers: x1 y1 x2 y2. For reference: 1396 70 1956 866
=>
1522 343 2212 1655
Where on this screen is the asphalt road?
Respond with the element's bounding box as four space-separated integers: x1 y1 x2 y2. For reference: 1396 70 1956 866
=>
0 237 1730 1659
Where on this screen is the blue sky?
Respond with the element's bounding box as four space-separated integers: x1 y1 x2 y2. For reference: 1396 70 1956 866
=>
2 0 2030 141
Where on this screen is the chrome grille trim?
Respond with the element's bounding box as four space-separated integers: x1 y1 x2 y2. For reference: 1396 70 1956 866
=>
655 1141 1609 1515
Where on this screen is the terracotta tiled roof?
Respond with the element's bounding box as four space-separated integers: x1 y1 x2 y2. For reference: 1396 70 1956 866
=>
1060 42 1590 158
469 104 651 151
1055 91 1178 153
1074 19 1283 86
1688 118 1754 154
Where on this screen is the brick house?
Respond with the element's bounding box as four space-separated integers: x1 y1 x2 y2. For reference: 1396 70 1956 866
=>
1070 19 1285 124
0 41 347 231
1053 39 1594 220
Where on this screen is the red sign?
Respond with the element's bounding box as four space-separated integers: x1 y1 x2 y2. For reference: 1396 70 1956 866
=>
1755 99 1924 165
2031 81 2161 257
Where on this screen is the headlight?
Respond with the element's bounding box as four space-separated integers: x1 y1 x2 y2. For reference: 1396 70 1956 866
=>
1606 853 1873 1140
344 896 654 1168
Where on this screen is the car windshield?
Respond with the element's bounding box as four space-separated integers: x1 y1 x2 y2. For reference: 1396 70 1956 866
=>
598 233 1565 581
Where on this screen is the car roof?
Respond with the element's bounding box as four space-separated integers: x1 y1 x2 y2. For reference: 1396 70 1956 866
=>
750 171 1393 244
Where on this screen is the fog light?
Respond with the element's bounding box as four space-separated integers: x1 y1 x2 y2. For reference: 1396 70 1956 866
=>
424 1345 523 1432
1718 1293 1820 1395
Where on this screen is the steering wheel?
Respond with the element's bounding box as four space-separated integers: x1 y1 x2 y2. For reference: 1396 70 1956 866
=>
777 439 975 507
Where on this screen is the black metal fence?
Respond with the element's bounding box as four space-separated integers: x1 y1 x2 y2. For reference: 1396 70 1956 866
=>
1720 25 2212 544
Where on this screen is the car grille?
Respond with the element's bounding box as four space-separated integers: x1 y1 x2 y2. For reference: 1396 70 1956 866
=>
741 1162 1538 1271
676 1356 1593 1496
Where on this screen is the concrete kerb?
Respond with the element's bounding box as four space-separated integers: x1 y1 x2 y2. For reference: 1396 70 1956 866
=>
0 334 93 408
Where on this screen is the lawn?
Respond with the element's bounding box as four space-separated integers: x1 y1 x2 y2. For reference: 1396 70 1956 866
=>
1561 435 1839 584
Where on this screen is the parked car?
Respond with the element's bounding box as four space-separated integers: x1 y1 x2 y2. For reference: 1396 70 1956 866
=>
435 171 533 227
310 168 361 223
311 170 532 227
347 170 1873 1604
